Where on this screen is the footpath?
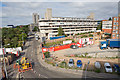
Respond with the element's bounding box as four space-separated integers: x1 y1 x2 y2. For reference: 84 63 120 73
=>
37 45 120 78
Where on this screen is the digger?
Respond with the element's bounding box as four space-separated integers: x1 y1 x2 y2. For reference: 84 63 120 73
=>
13 57 32 72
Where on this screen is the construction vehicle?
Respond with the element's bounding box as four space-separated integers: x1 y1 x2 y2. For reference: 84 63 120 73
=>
13 57 32 72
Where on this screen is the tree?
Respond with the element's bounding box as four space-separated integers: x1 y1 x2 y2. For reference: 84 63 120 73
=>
108 17 112 20
57 27 65 36
97 22 102 30
11 37 18 47
32 26 39 32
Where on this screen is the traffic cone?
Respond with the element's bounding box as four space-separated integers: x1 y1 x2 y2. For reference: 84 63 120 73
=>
43 53 45 59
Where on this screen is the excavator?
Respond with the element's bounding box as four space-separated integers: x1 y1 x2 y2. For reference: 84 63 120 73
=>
13 57 32 72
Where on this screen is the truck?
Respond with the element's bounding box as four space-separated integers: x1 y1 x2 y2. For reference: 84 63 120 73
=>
99 39 120 49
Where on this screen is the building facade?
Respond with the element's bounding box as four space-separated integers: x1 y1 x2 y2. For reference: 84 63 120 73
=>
102 20 112 34
111 17 120 39
39 17 97 39
45 8 52 20
39 8 97 39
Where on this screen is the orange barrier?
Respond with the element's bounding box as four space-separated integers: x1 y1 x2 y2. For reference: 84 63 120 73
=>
42 43 82 53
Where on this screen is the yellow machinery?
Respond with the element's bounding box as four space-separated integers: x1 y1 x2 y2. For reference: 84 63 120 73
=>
13 57 32 72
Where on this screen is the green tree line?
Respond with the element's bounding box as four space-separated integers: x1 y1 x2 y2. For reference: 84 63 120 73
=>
2 25 29 48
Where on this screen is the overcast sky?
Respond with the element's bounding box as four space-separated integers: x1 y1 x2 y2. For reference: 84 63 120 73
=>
1 1 119 27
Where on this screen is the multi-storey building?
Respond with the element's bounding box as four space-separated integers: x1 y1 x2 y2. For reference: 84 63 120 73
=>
119 14 120 39
111 17 120 39
102 20 112 34
32 13 39 24
39 8 98 39
45 8 52 20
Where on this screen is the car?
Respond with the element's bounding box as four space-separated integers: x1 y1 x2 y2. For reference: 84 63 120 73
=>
104 62 112 72
70 45 79 49
94 62 101 69
68 59 74 67
113 64 120 73
77 60 82 68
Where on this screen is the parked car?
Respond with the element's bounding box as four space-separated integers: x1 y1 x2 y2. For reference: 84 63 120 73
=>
113 64 120 74
68 59 74 67
104 62 112 72
77 60 82 68
94 62 101 69
70 45 79 49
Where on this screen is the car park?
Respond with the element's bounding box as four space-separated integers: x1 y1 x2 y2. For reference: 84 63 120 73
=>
94 62 101 69
68 59 74 67
77 60 82 68
104 62 112 72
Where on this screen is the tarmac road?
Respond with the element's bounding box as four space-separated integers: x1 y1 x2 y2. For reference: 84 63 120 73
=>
20 35 119 79
21 35 85 78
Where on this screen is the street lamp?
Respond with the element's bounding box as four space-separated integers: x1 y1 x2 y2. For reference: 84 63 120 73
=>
85 60 90 80
1 44 8 78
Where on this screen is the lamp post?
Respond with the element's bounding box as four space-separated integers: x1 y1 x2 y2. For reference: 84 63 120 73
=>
85 60 90 80
1 44 8 78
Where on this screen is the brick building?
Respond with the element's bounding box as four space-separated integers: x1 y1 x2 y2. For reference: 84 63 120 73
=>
111 17 120 39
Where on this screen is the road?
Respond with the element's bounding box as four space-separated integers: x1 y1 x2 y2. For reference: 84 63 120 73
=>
21 35 86 78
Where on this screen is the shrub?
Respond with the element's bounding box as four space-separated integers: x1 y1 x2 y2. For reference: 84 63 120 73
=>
85 53 88 57
81 35 88 38
74 54 78 57
59 61 67 68
95 69 101 73
44 52 50 58
89 34 93 37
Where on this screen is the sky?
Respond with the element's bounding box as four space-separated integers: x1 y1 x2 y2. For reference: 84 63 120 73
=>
1 0 120 27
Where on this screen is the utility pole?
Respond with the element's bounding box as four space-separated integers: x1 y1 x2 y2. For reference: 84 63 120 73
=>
1 44 8 78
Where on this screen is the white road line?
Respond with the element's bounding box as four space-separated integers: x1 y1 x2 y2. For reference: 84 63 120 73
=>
40 75 48 78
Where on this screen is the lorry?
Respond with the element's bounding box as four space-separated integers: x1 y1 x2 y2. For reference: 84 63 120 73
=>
99 39 120 49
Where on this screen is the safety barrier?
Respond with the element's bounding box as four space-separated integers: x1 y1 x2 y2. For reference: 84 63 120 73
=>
42 43 82 53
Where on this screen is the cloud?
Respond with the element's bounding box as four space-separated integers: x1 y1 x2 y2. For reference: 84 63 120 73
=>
1 0 120 2
1 2 118 27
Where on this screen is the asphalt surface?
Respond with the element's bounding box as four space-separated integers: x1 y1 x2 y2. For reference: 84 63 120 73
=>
21 35 86 78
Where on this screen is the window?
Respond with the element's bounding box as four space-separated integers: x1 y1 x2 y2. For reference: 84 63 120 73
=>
114 18 116 20
113 35 115 37
117 18 118 21
114 23 116 25
113 27 116 29
116 31 118 33
116 27 118 29
116 34 119 37
113 30 116 33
